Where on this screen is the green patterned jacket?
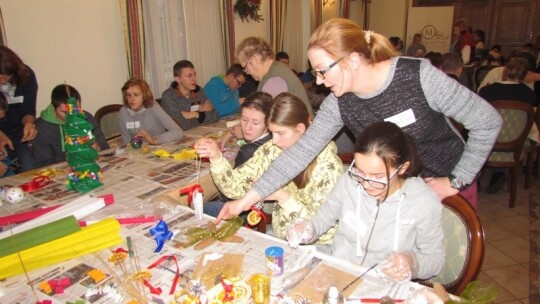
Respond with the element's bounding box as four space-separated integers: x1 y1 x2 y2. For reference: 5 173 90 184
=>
210 141 343 244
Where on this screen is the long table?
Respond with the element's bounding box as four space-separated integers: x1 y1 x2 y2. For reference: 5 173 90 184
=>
0 120 426 303
0 122 232 221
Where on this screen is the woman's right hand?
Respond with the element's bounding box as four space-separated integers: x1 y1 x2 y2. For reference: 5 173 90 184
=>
0 161 8 177
194 138 220 161
0 131 13 157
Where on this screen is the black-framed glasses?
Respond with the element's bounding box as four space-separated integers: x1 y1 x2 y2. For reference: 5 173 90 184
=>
311 56 347 80
347 160 403 189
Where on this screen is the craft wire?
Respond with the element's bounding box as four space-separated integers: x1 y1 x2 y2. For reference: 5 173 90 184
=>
10 229 40 301
195 155 201 185
341 263 378 293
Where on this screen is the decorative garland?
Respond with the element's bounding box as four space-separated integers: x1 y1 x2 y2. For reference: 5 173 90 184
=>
234 0 263 23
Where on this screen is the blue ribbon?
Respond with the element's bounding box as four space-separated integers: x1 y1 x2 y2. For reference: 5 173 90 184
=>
149 220 173 253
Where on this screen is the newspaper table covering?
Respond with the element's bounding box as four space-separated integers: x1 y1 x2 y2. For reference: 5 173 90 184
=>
0 136 217 224
0 204 425 303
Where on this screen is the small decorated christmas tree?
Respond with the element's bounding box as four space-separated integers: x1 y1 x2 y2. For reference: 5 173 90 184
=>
63 87 103 192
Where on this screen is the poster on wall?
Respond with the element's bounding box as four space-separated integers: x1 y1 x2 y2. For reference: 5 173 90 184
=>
406 6 454 55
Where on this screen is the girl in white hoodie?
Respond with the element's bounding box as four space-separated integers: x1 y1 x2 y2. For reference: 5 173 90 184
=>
286 121 445 281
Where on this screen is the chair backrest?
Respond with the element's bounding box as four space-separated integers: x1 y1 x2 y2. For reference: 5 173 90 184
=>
417 194 485 295
95 104 123 140
488 100 534 164
474 65 497 90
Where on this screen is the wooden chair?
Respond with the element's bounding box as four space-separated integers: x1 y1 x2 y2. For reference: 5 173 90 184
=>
95 104 123 141
473 65 497 91
338 152 354 165
417 194 485 295
484 101 534 208
253 208 273 233
524 107 540 189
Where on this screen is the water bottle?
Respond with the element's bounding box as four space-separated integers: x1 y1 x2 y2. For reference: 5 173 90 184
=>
323 286 344 304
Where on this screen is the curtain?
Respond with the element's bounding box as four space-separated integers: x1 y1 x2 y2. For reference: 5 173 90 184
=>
339 0 350 19
269 0 287 53
120 0 145 79
362 0 370 30
183 0 226 86
0 7 7 46
314 0 322 29
220 0 236 67
282 1 305 73
142 0 187 97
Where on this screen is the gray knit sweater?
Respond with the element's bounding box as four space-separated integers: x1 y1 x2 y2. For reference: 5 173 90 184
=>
118 102 184 145
252 57 502 198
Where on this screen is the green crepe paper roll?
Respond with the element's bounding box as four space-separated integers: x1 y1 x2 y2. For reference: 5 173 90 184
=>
0 216 80 257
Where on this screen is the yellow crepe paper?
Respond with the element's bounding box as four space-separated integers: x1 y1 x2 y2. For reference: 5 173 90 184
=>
152 149 171 157
172 148 198 160
0 218 122 279
153 148 198 160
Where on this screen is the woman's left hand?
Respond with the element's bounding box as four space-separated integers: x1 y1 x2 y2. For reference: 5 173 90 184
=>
423 177 459 200
378 251 416 282
21 122 37 142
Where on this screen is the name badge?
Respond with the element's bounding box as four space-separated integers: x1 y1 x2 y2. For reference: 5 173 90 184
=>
8 96 24 104
190 104 200 112
384 108 416 128
126 121 140 129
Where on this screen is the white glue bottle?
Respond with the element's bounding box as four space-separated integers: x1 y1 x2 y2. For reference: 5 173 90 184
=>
323 286 344 304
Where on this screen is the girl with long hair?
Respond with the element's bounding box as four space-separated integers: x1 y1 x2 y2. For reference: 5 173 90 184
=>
195 92 343 243
287 121 445 280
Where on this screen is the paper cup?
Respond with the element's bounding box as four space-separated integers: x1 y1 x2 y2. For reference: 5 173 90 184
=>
248 273 271 304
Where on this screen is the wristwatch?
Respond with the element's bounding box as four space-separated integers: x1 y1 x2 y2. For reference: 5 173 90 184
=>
449 174 468 191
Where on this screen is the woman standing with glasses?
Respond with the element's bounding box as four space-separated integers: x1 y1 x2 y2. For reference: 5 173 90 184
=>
236 37 313 117
286 121 445 281
215 18 502 221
